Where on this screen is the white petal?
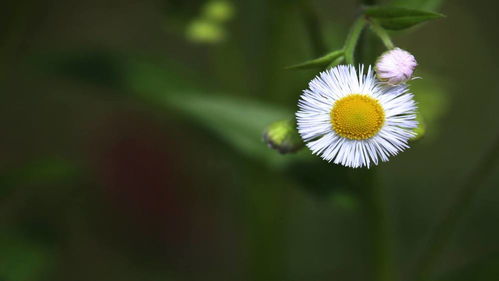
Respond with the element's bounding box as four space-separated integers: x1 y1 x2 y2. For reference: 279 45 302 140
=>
296 64 418 168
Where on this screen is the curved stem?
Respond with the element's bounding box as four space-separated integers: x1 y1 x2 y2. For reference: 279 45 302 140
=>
354 3 394 278
369 22 395 50
328 55 345 68
414 134 499 281
344 17 367 65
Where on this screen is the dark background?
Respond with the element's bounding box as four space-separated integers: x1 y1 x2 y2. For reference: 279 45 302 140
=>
1 0 499 280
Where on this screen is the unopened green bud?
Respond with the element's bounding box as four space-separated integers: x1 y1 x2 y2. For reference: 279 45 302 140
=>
203 0 235 23
186 19 225 43
263 119 303 154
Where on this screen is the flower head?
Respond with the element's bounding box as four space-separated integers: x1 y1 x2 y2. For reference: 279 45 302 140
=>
296 65 418 168
263 119 303 154
375 48 417 85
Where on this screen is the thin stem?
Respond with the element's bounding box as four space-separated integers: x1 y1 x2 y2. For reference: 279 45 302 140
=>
369 22 395 50
286 49 343 70
354 2 394 279
356 170 394 281
299 0 327 57
414 134 499 281
328 55 345 68
344 17 367 65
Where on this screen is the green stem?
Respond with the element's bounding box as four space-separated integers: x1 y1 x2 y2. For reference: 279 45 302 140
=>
245 166 286 281
357 169 394 281
344 17 367 65
369 22 395 50
414 134 499 281
353 2 394 279
328 55 345 68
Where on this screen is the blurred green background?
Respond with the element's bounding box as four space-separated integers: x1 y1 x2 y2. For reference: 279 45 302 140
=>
1 0 499 280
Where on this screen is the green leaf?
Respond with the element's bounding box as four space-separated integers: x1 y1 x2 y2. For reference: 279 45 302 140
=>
33 51 308 167
121 59 300 166
389 0 444 11
365 7 444 30
285 50 343 70
327 55 345 69
163 93 297 166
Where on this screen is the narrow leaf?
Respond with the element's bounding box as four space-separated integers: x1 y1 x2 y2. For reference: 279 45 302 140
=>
389 0 444 11
365 7 444 30
117 57 299 166
33 52 308 167
328 55 345 69
285 50 343 70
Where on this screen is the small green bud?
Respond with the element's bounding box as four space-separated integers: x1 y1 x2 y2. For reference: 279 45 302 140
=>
186 19 225 43
263 120 303 154
203 0 235 23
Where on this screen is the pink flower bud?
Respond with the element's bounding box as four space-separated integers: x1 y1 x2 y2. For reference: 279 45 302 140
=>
375 48 417 85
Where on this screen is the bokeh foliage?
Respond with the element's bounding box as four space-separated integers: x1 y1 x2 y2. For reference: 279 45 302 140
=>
1 0 499 281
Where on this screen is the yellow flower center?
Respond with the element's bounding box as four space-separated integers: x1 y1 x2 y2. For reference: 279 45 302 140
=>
330 94 385 140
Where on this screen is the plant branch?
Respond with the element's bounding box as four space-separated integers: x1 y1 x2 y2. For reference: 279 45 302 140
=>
351 169 394 281
414 134 499 281
362 170 394 281
344 17 367 64
369 22 395 50
354 5 394 279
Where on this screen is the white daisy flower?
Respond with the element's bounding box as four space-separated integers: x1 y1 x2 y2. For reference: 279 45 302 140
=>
296 65 418 168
